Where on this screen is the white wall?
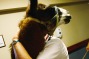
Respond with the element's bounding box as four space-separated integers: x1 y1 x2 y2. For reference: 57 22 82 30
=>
0 12 25 59
59 3 89 47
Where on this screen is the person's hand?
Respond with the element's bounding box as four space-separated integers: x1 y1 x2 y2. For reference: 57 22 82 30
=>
86 42 89 51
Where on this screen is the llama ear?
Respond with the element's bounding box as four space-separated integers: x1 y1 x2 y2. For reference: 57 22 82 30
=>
28 0 38 16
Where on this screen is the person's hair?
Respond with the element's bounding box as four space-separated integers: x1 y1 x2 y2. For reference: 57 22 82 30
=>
11 17 46 59
19 17 46 59
19 17 48 33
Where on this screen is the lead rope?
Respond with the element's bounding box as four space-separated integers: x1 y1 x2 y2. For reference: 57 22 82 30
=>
82 51 89 59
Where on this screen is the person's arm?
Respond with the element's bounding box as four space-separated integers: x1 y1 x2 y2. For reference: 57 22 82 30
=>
12 31 32 59
13 40 32 59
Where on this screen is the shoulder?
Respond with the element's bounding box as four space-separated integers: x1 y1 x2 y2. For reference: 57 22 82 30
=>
45 36 68 52
46 37 64 46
